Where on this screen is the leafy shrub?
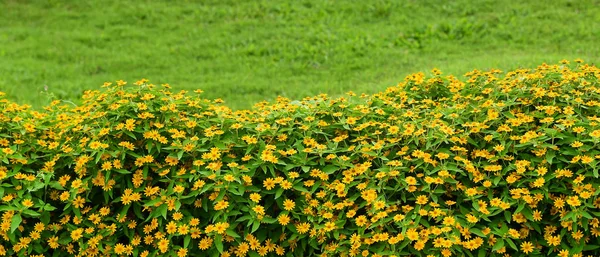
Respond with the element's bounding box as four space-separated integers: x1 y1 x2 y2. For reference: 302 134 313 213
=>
1 60 600 257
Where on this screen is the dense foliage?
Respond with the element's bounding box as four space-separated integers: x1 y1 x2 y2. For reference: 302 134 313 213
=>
1 60 600 257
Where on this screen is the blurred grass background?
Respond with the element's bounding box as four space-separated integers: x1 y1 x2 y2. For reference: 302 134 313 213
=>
1 0 599 109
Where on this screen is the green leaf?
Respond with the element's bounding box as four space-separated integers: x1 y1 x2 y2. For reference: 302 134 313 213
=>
583 244 600 251
505 238 518 250
124 130 137 140
160 204 168 219
292 184 308 193
28 181 45 192
582 211 594 220
94 151 103 164
115 169 132 174
226 228 241 238
10 214 21 233
492 239 505 252
515 203 525 214
322 165 338 174
546 150 556 164
0 205 18 211
562 212 574 221
251 220 260 233
40 212 50 224
504 211 511 223
478 248 486 257
144 198 162 207
49 181 65 190
215 235 223 253
262 216 277 224
275 188 284 199
215 190 226 202
493 175 501 186
214 141 226 149
33 243 44 254
22 209 40 217
133 204 144 220
184 235 191 248
499 223 509 235
470 228 485 237
521 207 533 221
230 186 244 196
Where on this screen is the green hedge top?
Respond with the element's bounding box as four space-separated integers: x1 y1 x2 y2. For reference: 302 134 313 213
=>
1 60 600 257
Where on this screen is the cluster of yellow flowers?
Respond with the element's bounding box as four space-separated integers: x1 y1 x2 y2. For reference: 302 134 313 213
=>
0 59 600 257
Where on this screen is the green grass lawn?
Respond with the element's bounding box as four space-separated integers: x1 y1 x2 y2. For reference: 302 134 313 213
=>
1 0 599 109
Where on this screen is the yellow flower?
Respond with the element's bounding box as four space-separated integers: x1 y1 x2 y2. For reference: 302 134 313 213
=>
101 161 112 171
198 237 213 250
295 222 311 234
566 196 581 207
405 176 417 185
252 205 265 216
278 214 291 226
360 189 377 203
214 200 229 211
406 228 419 241
71 179 82 189
249 193 261 203
572 230 584 240
466 214 478 223
166 221 178 234
214 222 229 234
414 240 426 251
173 185 185 193
22 199 34 208
70 228 84 241
158 239 169 253
590 129 600 138
581 155 594 164
223 174 235 182
465 188 479 197
114 243 126 255
558 249 569 257
48 236 59 249
415 195 428 205
323 221 336 232
73 196 86 209
443 216 455 226
546 235 560 246
283 199 295 211
520 241 534 254
263 178 276 190
572 126 585 133
177 248 187 257
355 215 367 227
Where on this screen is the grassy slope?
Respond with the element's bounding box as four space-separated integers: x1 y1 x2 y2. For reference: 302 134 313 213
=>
1 0 599 109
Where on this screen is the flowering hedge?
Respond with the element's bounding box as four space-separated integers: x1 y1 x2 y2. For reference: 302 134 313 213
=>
1 60 600 257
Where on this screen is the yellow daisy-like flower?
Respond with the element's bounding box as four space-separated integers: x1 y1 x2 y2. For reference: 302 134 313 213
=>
22 199 34 208
520 241 534 254
249 193 261 203
214 200 229 211
283 199 295 211
278 214 291 226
